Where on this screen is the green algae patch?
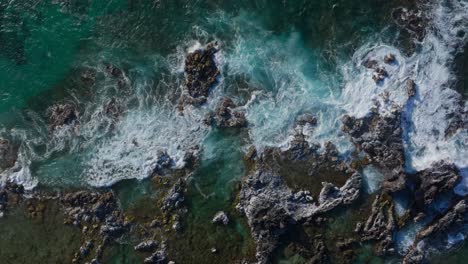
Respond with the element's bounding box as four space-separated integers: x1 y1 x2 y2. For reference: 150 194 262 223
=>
0 199 82 263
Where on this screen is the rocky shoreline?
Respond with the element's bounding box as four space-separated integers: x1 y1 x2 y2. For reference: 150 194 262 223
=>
1 1 468 262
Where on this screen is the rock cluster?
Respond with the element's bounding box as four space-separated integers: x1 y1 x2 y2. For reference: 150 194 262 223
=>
237 142 362 263
0 182 24 218
61 191 127 263
413 161 460 207
392 6 427 41
403 198 468 264
0 138 17 172
355 195 396 256
205 97 246 128
179 42 220 108
47 103 79 131
135 240 158 252
342 109 406 192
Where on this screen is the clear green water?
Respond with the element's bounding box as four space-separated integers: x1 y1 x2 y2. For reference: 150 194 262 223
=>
0 0 467 263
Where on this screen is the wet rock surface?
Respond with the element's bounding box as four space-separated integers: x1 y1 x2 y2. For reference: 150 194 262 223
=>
413 161 460 207
403 198 468 264
206 97 247 128
47 103 79 131
355 194 396 256
0 138 17 172
392 6 428 41
212 211 229 225
179 42 220 109
342 109 406 192
237 116 362 263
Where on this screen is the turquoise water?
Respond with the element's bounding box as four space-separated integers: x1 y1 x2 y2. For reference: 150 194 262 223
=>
1 0 467 263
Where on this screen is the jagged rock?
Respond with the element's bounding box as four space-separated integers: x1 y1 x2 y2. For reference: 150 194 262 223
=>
372 67 388 83
414 161 460 207
0 138 17 172
152 151 175 176
342 109 406 192
212 211 229 225
356 195 396 256
384 54 396 64
61 191 127 239
135 240 158 252
363 59 378 69
403 199 468 264
315 172 362 214
392 6 427 41
308 239 327 264
144 249 167 264
206 97 247 128
47 103 79 131
161 179 185 212
0 182 24 217
238 169 360 263
179 42 220 109
406 79 416 97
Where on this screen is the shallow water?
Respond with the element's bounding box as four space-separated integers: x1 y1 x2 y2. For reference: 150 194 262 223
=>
0 0 467 263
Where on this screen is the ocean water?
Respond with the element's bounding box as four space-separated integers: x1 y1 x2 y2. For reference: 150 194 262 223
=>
0 0 467 262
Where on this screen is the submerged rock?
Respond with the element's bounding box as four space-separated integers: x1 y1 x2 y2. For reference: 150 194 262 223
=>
0 138 17 172
356 195 396 256
47 103 79 131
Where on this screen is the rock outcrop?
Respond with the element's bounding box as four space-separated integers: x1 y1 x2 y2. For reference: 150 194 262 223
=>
403 198 468 264
414 161 460 207
179 42 220 109
392 6 428 41
355 195 396 256
205 97 246 128
342 109 406 192
47 103 79 131
0 138 17 172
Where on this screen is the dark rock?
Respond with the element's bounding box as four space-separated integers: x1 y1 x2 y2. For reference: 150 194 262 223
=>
179 42 220 109
414 161 460 206
384 54 396 64
406 79 417 97
357 195 396 256
403 198 468 264
363 59 378 69
135 240 158 252
161 179 185 212
392 7 427 41
0 138 17 172
61 191 127 239
212 211 229 225
206 97 247 128
238 169 360 263
372 67 388 83
47 103 79 131
144 249 167 264
342 109 406 192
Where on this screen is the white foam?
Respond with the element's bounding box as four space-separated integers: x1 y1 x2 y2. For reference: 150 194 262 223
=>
341 0 468 172
85 104 208 186
361 165 385 194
